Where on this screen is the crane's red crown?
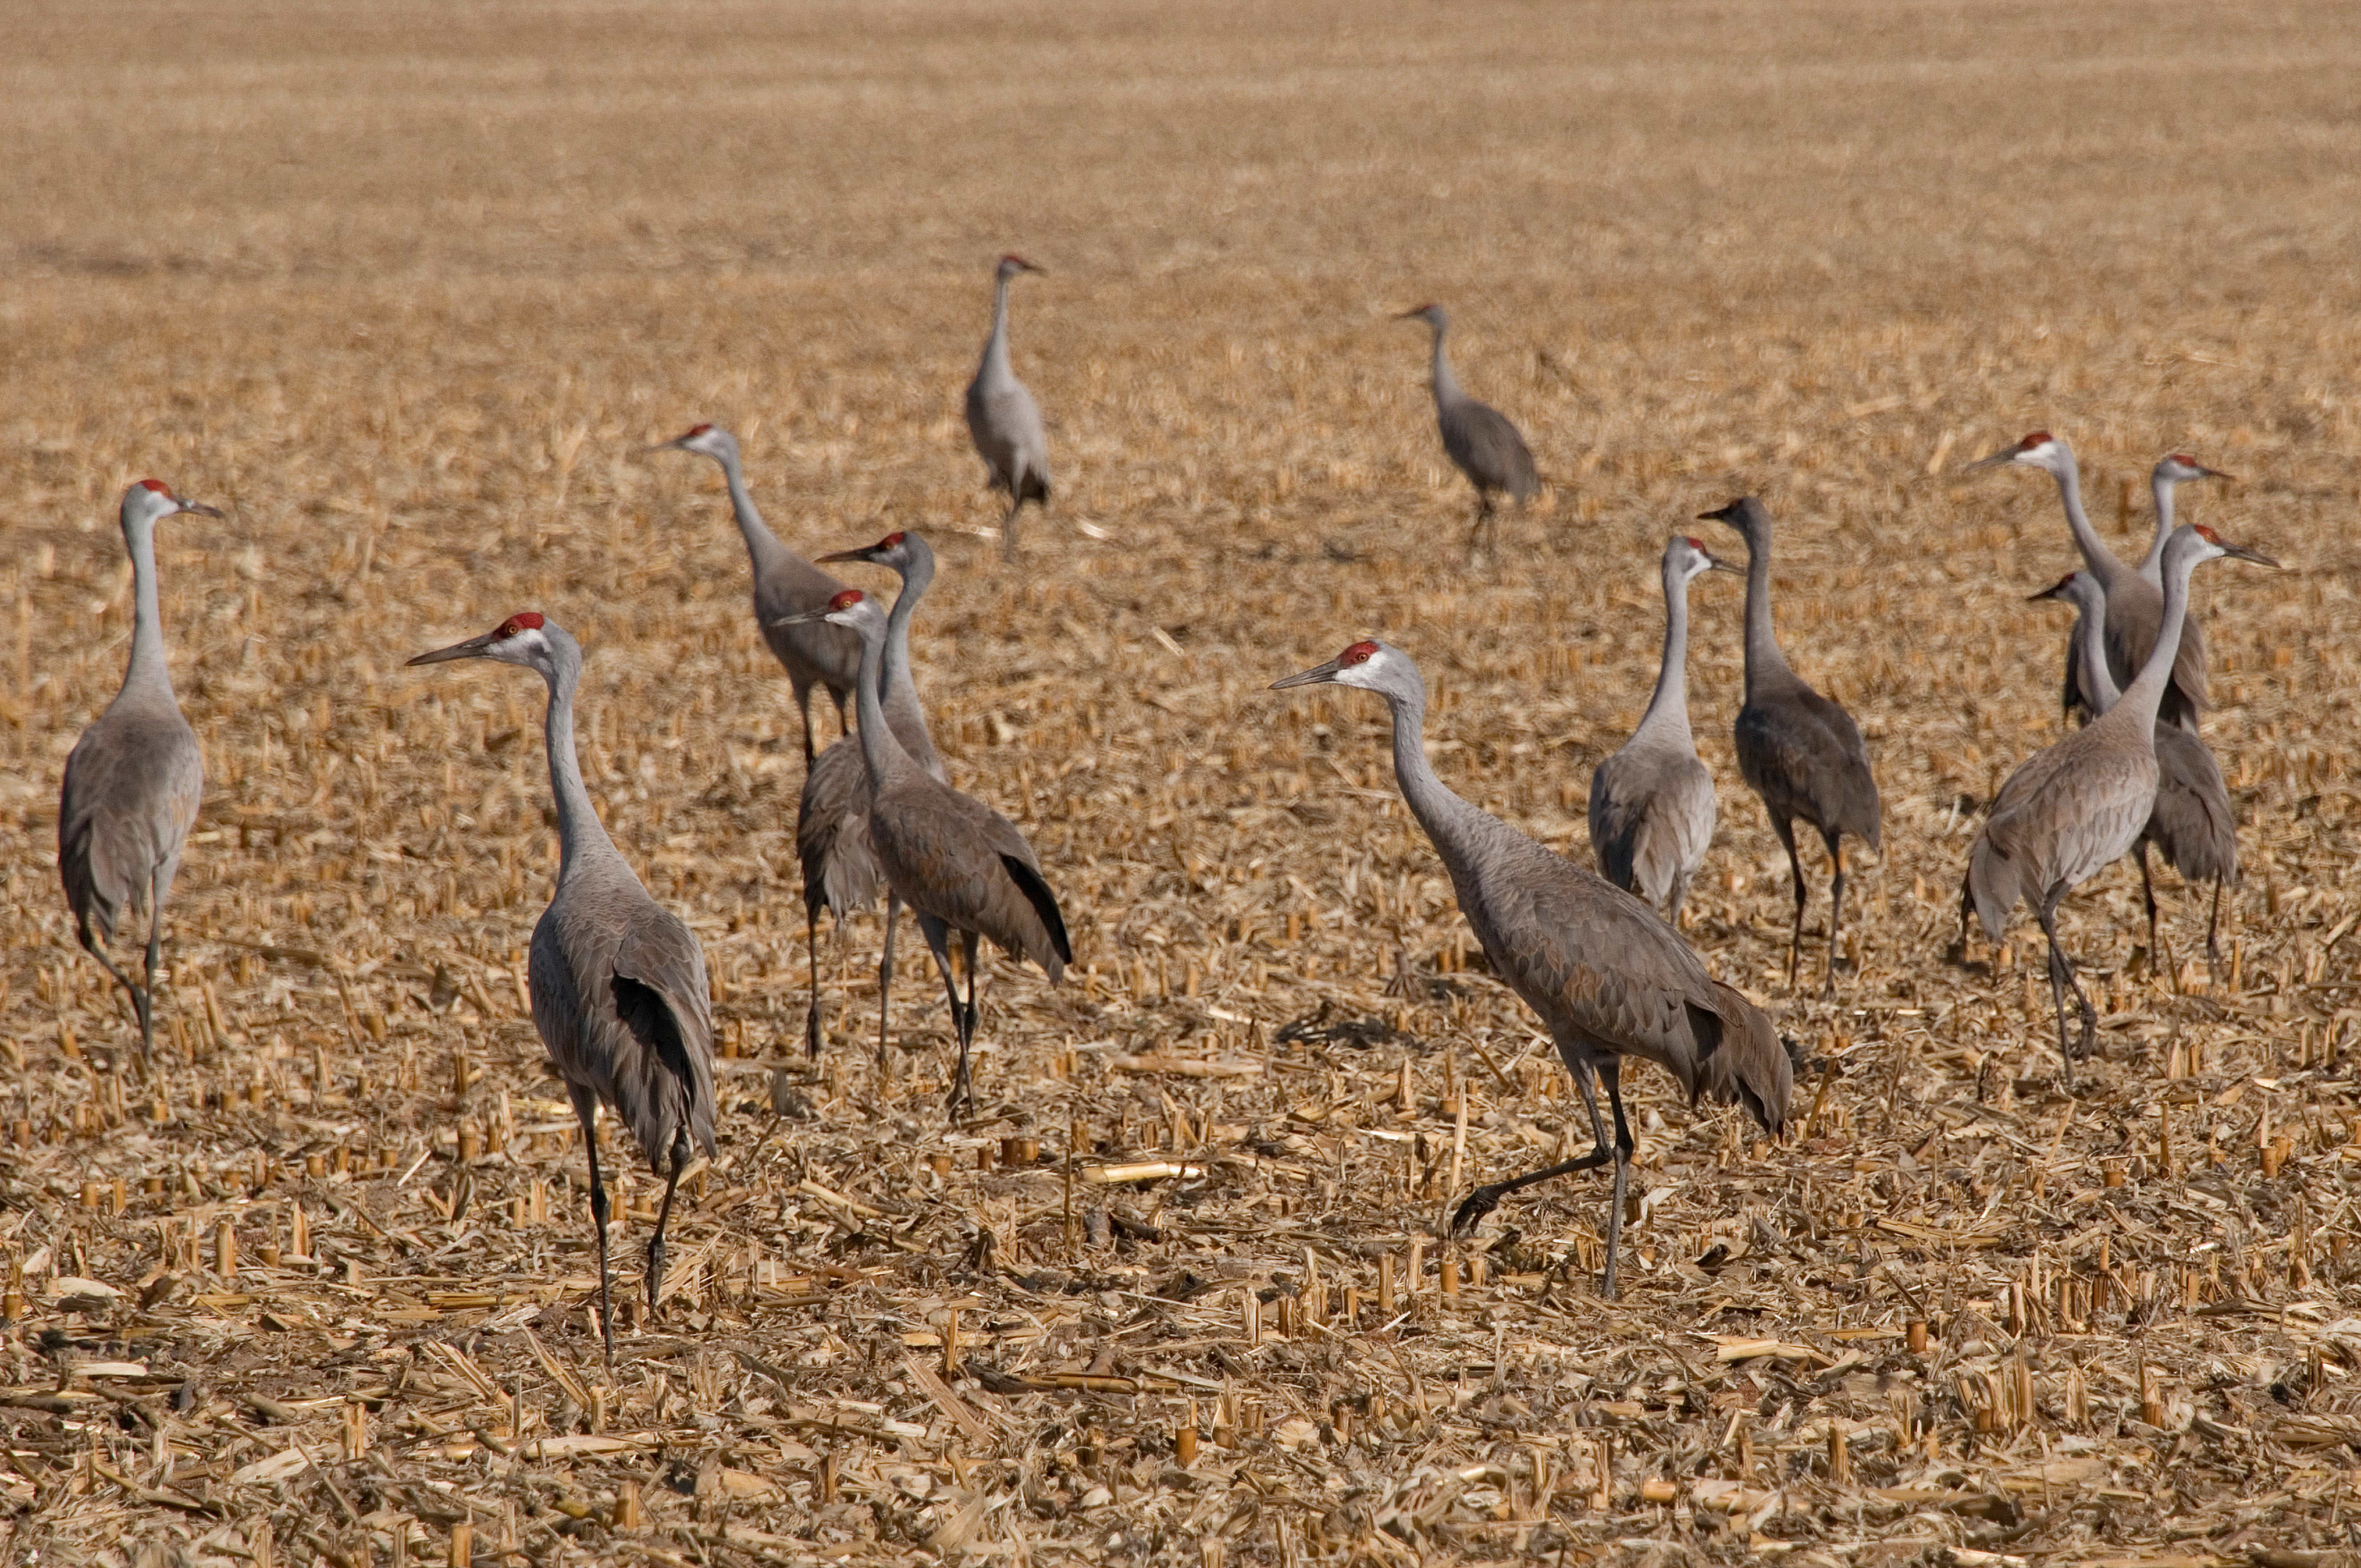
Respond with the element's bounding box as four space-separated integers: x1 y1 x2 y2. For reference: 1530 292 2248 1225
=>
1002 253 1035 269
1683 535 1706 550
683 423 714 437
496 612 545 638
2169 452 2199 466
2018 431 2054 450
137 479 174 496
879 531 906 547
829 589 865 611
2193 525 2224 544
1339 641 1380 665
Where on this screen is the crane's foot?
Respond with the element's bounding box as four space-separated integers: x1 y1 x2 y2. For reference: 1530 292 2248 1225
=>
1450 1186 1506 1237
945 1067 976 1119
645 1236 668 1315
804 1002 823 1060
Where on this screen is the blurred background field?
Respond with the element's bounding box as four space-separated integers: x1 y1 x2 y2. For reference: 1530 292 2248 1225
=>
4 2 2361 1563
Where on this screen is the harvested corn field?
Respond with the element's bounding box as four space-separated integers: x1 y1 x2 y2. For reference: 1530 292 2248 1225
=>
5 2 2361 1564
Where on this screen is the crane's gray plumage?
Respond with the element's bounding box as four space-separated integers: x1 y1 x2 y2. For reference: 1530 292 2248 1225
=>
795 531 952 1059
2029 568 2239 968
1398 304 1541 558
58 480 221 1057
408 613 716 1357
1706 497 1881 993
1273 639 1789 1298
650 423 860 763
1963 527 2274 1083
776 590 1070 1113
965 254 1052 562
1589 535 1738 925
1970 432 2212 731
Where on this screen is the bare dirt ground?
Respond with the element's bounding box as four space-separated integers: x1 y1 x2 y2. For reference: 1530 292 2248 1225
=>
6 1 2361 1563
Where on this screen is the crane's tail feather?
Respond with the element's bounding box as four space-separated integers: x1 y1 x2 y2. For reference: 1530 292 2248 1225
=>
998 853 1073 976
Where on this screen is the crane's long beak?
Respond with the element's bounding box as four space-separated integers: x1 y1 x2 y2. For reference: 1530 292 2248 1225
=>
766 609 833 628
407 630 500 666
2219 539 2280 568
1705 552 1744 575
640 437 689 455
1961 447 2019 472
2025 581 2071 603
175 500 225 519
1270 657 1343 690
2197 463 2236 482
1696 500 1743 525
815 546 882 565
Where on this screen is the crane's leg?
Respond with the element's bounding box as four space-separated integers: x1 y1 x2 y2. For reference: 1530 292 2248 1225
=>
76 915 146 1049
2205 877 2226 968
571 1088 614 1363
804 893 826 1060
2033 891 2092 1091
915 914 967 1109
1822 830 1847 996
645 1130 688 1318
2137 840 2161 964
140 862 172 1059
1596 1060 1635 1301
1001 497 1025 563
795 683 817 768
1450 1054 1614 1236
876 892 904 1068
1770 816 1807 991
949 929 983 1114
1464 493 1496 562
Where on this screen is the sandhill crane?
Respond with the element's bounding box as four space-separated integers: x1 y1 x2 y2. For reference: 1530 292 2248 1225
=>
58 480 222 1058
2029 569 2239 968
1969 432 2209 730
1397 305 1541 558
648 424 859 764
1704 498 1881 992
1589 536 1739 925
1273 640 1790 1298
409 614 716 1357
1964 527 2275 1083
795 531 950 1059
772 590 1070 1112
2137 453 2233 582
965 255 1052 562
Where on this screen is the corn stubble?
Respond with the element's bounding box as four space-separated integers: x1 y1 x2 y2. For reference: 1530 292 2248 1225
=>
3 1 2360 1562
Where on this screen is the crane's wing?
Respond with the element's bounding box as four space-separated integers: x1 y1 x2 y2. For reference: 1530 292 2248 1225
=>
2103 582 2208 726
1443 400 1539 502
610 905 718 1166
1735 687 1880 847
797 737 882 918
1692 981 1792 1137
1589 747 1712 909
1985 732 2156 895
2149 725 2237 883
58 707 201 941
872 783 1068 977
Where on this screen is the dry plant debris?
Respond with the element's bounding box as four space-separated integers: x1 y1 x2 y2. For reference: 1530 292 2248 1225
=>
5 2 2361 1564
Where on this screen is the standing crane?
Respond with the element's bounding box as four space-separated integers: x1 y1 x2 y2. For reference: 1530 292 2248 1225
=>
795 531 950 1059
1705 498 1881 992
964 255 1052 562
648 424 859 764
1968 432 2209 730
2137 453 2234 583
1397 305 1541 558
409 614 716 1358
2028 569 2239 968
772 590 1070 1112
1963 527 2275 1083
1273 640 1790 1298
1588 536 1739 925
58 479 223 1058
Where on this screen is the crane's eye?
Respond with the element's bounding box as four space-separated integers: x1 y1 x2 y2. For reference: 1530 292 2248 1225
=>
1342 641 1379 664
830 589 864 610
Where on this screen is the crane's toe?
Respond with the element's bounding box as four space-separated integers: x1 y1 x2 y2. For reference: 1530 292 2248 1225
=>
1450 1187 1505 1236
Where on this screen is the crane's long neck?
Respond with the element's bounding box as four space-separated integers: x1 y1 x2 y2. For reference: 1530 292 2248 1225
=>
542 648 620 882
2138 476 2177 582
714 447 791 580
1738 536 1790 696
2049 453 2128 588
2072 590 2121 713
851 619 919 794
121 515 174 699
1379 685 1487 872
882 559 941 777
1636 560 1695 738
2117 552 2195 731
980 274 1014 385
1427 323 1462 408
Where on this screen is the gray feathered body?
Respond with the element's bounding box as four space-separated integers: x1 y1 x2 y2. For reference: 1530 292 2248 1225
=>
1732 669 1881 851
2149 723 2236 886
2087 571 2206 733
1438 398 1539 506
1967 711 2156 942
1589 739 1713 916
532 866 717 1171
691 432 860 719
60 697 201 948
967 270 1051 506
870 783 1070 979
